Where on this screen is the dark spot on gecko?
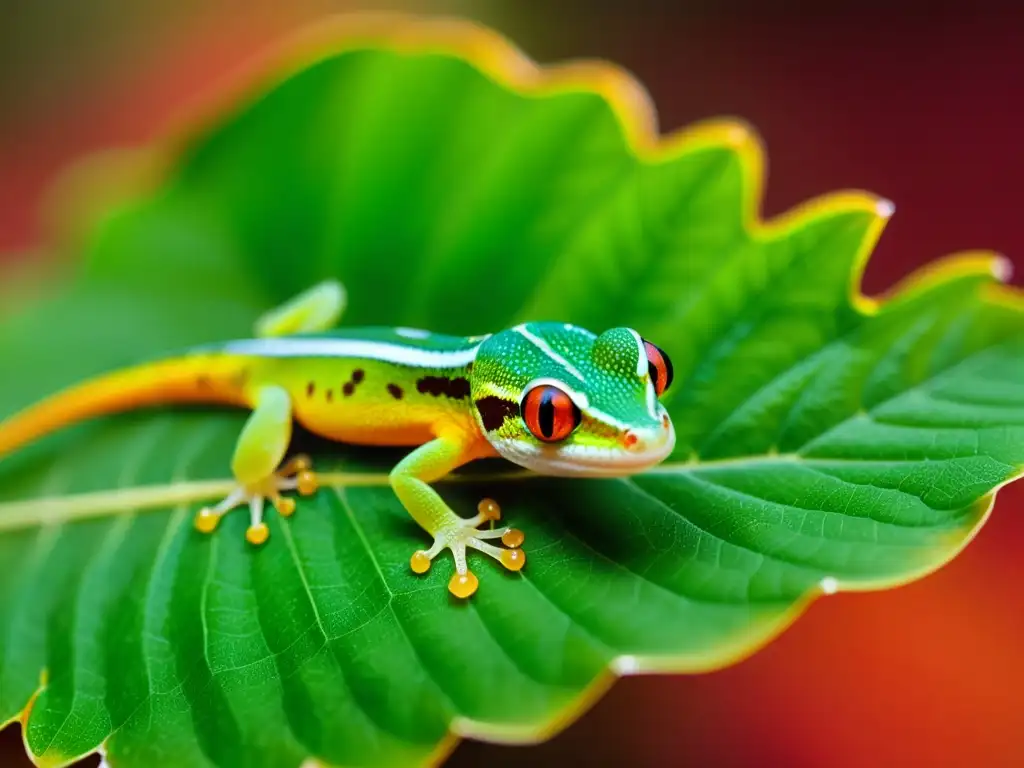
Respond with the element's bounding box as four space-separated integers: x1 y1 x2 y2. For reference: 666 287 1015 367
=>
306 382 315 398
351 369 365 383
326 389 334 403
342 381 355 397
475 396 520 432
387 384 404 400
416 376 471 400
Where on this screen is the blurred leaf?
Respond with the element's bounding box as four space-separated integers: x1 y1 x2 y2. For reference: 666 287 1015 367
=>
1 14 1023 768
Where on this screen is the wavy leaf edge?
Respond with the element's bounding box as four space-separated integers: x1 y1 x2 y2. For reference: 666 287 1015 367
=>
3 10 1023 765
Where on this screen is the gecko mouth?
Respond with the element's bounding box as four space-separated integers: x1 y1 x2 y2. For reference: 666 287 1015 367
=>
541 444 675 477
494 423 676 478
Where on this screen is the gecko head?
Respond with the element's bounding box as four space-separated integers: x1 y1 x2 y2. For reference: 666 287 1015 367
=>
471 323 676 477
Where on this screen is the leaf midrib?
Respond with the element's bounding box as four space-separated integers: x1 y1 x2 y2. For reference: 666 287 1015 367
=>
2 330 1020 535
0 450 999 536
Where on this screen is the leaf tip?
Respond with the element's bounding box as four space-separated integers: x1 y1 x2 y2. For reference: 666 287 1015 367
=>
714 119 759 151
874 197 896 219
611 654 642 675
991 254 1014 283
877 250 1016 309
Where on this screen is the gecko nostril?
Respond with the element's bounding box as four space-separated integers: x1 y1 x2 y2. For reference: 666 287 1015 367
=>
662 414 670 430
623 431 639 449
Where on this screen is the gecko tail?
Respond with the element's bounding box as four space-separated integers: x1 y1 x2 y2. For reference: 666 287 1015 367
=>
0 356 249 459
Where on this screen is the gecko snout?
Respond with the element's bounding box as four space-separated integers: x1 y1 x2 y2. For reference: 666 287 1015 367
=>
623 417 674 453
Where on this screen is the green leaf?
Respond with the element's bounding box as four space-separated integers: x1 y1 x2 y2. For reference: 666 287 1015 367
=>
2 14 1022 768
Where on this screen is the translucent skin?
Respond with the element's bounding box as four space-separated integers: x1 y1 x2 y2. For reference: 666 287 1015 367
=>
0 284 675 599
0 322 674 474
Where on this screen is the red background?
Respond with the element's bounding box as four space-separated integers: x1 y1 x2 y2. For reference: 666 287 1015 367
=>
1 3 1022 766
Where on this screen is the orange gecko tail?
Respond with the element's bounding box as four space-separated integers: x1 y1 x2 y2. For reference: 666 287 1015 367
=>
0 355 251 459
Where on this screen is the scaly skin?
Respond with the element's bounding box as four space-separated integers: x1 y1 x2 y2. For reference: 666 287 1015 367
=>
0 281 676 598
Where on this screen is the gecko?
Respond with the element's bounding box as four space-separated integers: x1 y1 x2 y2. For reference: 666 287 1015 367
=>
0 280 676 598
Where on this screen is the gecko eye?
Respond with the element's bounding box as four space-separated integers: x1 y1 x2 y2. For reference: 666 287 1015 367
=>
522 385 581 443
643 339 674 396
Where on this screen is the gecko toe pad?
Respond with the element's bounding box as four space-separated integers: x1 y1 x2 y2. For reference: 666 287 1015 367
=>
449 571 479 599
246 522 270 546
192 456 319 545
194 507 221 534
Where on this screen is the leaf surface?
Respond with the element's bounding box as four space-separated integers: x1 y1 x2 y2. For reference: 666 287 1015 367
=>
1 15 1022 768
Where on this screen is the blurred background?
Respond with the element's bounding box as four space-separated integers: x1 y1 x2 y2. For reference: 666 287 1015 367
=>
1 1 1022 765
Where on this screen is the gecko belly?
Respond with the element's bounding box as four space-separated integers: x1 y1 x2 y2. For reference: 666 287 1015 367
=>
243 349 483 448
290 387 475 447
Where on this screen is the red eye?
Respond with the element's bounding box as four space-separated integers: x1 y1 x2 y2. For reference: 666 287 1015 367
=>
643 339 674 396
522 385 581 443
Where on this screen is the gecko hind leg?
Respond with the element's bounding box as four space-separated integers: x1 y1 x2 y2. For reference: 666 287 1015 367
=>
195 280 340 543
254 279 346 338
194 386 319 545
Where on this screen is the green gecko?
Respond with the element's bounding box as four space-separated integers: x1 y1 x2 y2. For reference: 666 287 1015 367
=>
0 281 676 597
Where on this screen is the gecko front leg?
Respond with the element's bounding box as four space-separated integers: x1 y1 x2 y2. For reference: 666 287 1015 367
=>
390 426 526 598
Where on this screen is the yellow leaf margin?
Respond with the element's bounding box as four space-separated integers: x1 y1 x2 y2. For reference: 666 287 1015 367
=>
4 11 1023 767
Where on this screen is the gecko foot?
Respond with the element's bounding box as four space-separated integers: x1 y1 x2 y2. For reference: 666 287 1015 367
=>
409 498 527 598
193 455 319 545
